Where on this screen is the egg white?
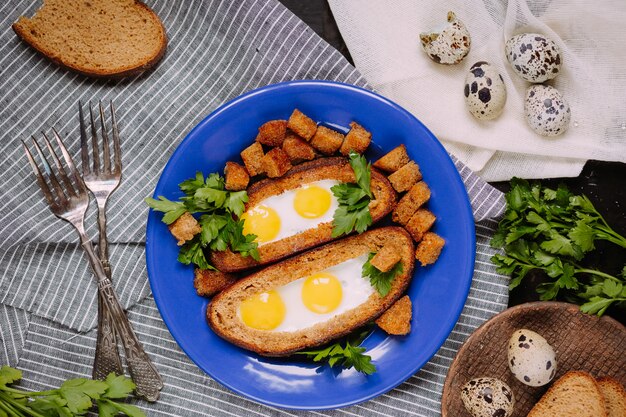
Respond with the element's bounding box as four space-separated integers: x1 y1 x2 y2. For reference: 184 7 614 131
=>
249 179 340 246
269 254 372 332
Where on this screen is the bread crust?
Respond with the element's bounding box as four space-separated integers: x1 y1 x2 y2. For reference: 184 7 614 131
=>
207 227 415 356
210 157 398 272
528 371 607 417
12 0 167 79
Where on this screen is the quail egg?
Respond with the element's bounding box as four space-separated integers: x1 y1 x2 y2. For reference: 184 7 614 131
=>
420 11 471 65
461 377 515 417
524 85 571 137
464 61 507 120
505 33 562 83
508 329 557 387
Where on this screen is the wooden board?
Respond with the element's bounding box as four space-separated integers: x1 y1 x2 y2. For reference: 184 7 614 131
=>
442 301 626 416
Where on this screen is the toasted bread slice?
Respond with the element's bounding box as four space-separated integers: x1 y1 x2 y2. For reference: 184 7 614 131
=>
528 371 607 417
598 377 626 417
375 295 412 335
13 0 167 78
211 157 397 272
207 227 415 356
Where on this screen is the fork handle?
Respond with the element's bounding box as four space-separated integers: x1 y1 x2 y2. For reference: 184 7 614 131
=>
81 239 163 401
92 202 121 380
93 291 123 380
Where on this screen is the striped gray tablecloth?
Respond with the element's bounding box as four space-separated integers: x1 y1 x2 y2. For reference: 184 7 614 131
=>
0 1 508 415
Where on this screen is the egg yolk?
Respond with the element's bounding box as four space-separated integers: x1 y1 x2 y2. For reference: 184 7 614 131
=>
293 185 332 219
301 273 343 314
239 290 286 330
241 205 281 243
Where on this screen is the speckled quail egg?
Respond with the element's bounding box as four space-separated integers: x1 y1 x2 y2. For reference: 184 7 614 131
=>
508 329 557 387
524 85 571 137
505 33 562 83
420 11 471 65
464 62 507 120
461 377 515 417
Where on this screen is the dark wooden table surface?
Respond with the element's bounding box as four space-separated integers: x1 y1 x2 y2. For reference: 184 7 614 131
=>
280 0 626 324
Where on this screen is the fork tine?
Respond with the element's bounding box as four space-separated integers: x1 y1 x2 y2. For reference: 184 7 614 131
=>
99 101 111 174
51 127 88 193
42 132 76 198
23 140 56 208
110 101 122 175
79 101 91 175
32 135 67 203
89 102 100 174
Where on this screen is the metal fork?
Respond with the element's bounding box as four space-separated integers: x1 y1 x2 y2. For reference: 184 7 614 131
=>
22 130 163 401
78 101 123 382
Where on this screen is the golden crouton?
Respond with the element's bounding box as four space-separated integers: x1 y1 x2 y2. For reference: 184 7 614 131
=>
415 232 445 266
392 181 431 225
255 120 287 147
224 161 250 191
376 295 412 335
287 109 317 140
373 144 410 172
388 161 422 193
261 147 292 178
168 212 201 246
240 142 265 176
282 133 316 163
340 121 371 155
194 268 238 297
370 245 401 272
310 126 344 155
405 208 436 242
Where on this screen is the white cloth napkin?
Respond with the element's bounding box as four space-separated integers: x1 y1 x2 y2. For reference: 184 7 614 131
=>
328 0 626 181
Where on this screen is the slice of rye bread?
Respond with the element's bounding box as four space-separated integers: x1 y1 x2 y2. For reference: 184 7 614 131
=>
528 371 607 417
598 377 626 417
210 157 397 272
12 0 167 78
207 227 415 356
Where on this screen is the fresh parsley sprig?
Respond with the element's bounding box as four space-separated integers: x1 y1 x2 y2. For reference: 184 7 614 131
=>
491 178 626 316
294 330 376 375
331 152 373 238
361 252 403 296
0 366 145 417
146 171 259 270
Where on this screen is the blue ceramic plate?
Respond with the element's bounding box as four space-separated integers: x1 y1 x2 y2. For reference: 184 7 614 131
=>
146 80 475 410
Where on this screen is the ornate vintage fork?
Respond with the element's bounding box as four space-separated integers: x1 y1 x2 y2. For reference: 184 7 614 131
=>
22 130 163 401
78 101 123 381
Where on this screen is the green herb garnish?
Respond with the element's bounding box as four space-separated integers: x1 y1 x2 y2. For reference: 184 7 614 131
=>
146 171 259 270
361 252 403 296
294 330 376 375
491 178 626 316
0 366 145 417
331 152 373 238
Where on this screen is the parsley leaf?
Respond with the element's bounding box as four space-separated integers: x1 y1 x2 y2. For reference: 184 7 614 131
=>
0 367 21 387
97 399 145 417
295 330 376 375
362 252 403 296
178 238 213 270
102 374 136 400
59 378 108 414
144 197 187 225
331 152 373 238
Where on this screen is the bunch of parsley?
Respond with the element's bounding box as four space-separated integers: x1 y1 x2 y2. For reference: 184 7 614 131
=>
331 152 373 237
0 366 144 417
295 329 376 375
145 172 259 270
491 178 626 316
